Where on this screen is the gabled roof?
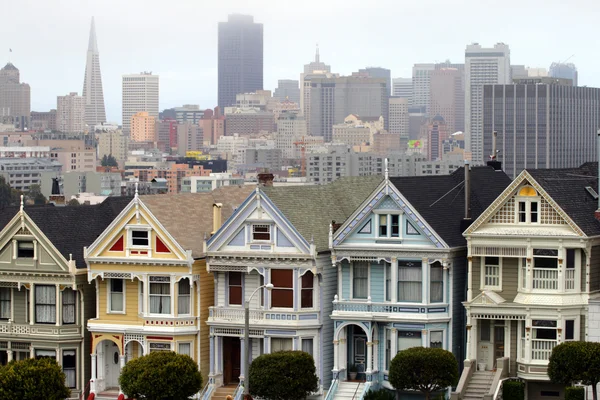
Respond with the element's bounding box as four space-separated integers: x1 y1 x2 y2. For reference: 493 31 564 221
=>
0 197 131 268
527 162 600 237
141 186 255 258
389 166 511 248
262 176 384 252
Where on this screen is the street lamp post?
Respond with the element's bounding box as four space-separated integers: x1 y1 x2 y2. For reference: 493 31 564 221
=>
244 283 273 396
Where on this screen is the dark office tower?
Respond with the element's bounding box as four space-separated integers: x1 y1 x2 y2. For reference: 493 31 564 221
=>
358 67 392 97
483 78 600 178
549 62 578 86
218 14 263 110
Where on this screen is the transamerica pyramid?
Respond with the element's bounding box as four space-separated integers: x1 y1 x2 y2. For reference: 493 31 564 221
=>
82 17 106 128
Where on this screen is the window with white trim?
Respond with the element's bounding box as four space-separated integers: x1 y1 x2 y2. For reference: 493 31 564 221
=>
301 338 314 356
149 276 171 314
516 186 539 223
271 338 293 352
378 214 401 238
430 331 443 348
565 320 576 341
352 262 368 299
252 225 270 241
178 342 192 357
398 261 422 302
385 263 391 301
149 343 172 353
483 257 501 289
430 262 443 303
35 285 56 324
0 288 10 320
131 230 149 247
17 241 34 258
398 331 421 351
62 288 76 324
109 279 124 313
178 279 191 315
63 350 76 388
385 329 391 370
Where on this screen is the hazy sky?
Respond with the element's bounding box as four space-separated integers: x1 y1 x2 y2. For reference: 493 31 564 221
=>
3 0 599 123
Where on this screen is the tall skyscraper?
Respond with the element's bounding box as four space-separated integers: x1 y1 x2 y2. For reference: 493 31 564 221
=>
388 97 409 138
218 14 263 110
82 17 106 128
0 62 30 120
412 64 435 112
549 62 578 86
122 72 159 136
274 80 300 104
483 79 600 178
300 46 334 131
358 67 392 96
429 68 464 134
57 92 85 133
309 76 388 141
392 78 412 102
465 43 510 164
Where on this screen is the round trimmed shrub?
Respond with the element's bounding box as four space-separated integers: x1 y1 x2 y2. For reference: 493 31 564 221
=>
0 357 71 400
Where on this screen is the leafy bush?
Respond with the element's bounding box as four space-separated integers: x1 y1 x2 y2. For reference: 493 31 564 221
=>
503 380 525 400
548 341 600 400
364 388 396 400
0 357 71 400
566 386 585 400
389 347 458 400
249 350 318 400
119 351 202 400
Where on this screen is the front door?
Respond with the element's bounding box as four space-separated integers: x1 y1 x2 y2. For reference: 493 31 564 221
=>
223 337 241 385
354 335 367 381
104 341 121 389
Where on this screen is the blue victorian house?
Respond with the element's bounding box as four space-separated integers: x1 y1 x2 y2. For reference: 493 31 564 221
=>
327 164 510 397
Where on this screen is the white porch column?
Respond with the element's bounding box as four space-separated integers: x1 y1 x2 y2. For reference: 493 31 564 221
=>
119 355 126 394
209 335 215 377
372 339 379 373
421 258 428 303
333 340 339 371
339 337 347 372
29 285 34 325
390 328 397 360
469 319 478 361
337 264 342 300
366 341 373 374
55 284 61 326
524 316 532 363
6 350 13 362
467 254 473 301
391 258 398 303
239 338 246 380
90 354 97 394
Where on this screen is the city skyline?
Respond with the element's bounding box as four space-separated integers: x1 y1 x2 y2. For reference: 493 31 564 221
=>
4 0 598 123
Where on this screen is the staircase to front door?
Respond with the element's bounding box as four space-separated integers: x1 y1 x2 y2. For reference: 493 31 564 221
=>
211 384 238 399
94 388 122 400
463 371 495 400
333 381 365 400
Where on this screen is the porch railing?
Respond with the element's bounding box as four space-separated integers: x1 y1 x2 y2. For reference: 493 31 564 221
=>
358 382 371 400
332 300 445 313
233 382 244 400
565 269 575 290
324 373 339 400
532 268 558 290
531 339 557 360
208 307 319 323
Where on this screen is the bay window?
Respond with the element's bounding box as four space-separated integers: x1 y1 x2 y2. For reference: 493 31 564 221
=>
109 279 124 313
35 285 56 324
228 272 242 306
178 279 191 315
149 277 170 314
271 269 293 308
0 288 10 320
301 272 314 308
398 261 421 302
565 320 576 341
35 349 56 359
398 331 421 351
63 350 76 388
62 288 76 324
302 338 314 356
430 331 443 348
533 249 558 290
271 338 293 352
531 320 558 361
352 262 368 299
430 263 443 303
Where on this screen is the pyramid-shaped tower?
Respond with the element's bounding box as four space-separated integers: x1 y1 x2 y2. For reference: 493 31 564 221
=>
82 17 106 128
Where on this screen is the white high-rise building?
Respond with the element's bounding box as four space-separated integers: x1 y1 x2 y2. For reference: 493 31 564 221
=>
275 111 307 159
82 17 106 128
57 92 85 134
389 97 410 138
412 64 435 112
392 78 412 102
300 46 334 134
465 42 510 163
122 72 159 136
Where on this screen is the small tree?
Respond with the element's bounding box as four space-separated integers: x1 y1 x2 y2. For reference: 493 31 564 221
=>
249 350 318 400
0 357 71 400
119 351 202 400
548 341 600 400
66 198 81 206
26 184 46 205
389 347 458 400
101 154 118 167
0 176 20 207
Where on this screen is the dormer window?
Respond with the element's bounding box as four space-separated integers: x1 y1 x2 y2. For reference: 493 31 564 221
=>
378 214 401 238
252 225 270 241
516 186 539 223
17 241 34 258
131 230 149 247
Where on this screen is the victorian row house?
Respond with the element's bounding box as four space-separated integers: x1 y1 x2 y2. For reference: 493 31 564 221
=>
204 176 383 398
0 197 129 399
454 162 600 400
328 163 511 397
83 187 252 398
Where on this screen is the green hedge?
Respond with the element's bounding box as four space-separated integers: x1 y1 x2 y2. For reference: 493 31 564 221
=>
364 388 396 400
565 386 585 400
503 380 525 400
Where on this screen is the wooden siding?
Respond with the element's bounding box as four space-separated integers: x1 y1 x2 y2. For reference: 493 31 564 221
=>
196 260 213 385
501 258 519 302
82 282 96 386
217 272 226 306
320 254 336 389
471 257 481 294
590 246 600 293
341 262 350 300
97 279 142 324
509 320 517 376
13 288 27 324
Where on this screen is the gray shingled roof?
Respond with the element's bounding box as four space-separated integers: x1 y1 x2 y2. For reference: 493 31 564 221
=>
527 162 600 237
262 176 384 252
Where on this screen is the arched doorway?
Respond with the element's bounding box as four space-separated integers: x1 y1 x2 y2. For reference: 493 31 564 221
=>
91 338 124 394
334 322 371 381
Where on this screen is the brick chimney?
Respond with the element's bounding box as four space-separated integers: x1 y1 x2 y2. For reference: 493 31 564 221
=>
258 172 274 187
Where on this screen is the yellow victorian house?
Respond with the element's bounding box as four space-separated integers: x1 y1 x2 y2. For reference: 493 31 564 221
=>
84 186 253 399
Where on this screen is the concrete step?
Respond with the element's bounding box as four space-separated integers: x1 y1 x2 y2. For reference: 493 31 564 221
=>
334 382 364 400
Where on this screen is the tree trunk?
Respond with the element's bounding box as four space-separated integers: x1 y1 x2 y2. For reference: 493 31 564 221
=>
593 382 598 400
425 391 431 400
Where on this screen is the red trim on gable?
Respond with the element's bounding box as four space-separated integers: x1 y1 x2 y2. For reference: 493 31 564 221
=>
109 236 124 252
156 237 170 253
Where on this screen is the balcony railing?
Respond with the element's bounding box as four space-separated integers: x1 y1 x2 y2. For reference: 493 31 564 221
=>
208 307 319 324
531 339 557 361
532 268 558 290
0 321 81 336
332 300 446 314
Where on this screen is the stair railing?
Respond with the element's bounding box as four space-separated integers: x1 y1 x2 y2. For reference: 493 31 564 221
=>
351 381 362 400
233 381 244 400
324 372 339 400
357 381 371 400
